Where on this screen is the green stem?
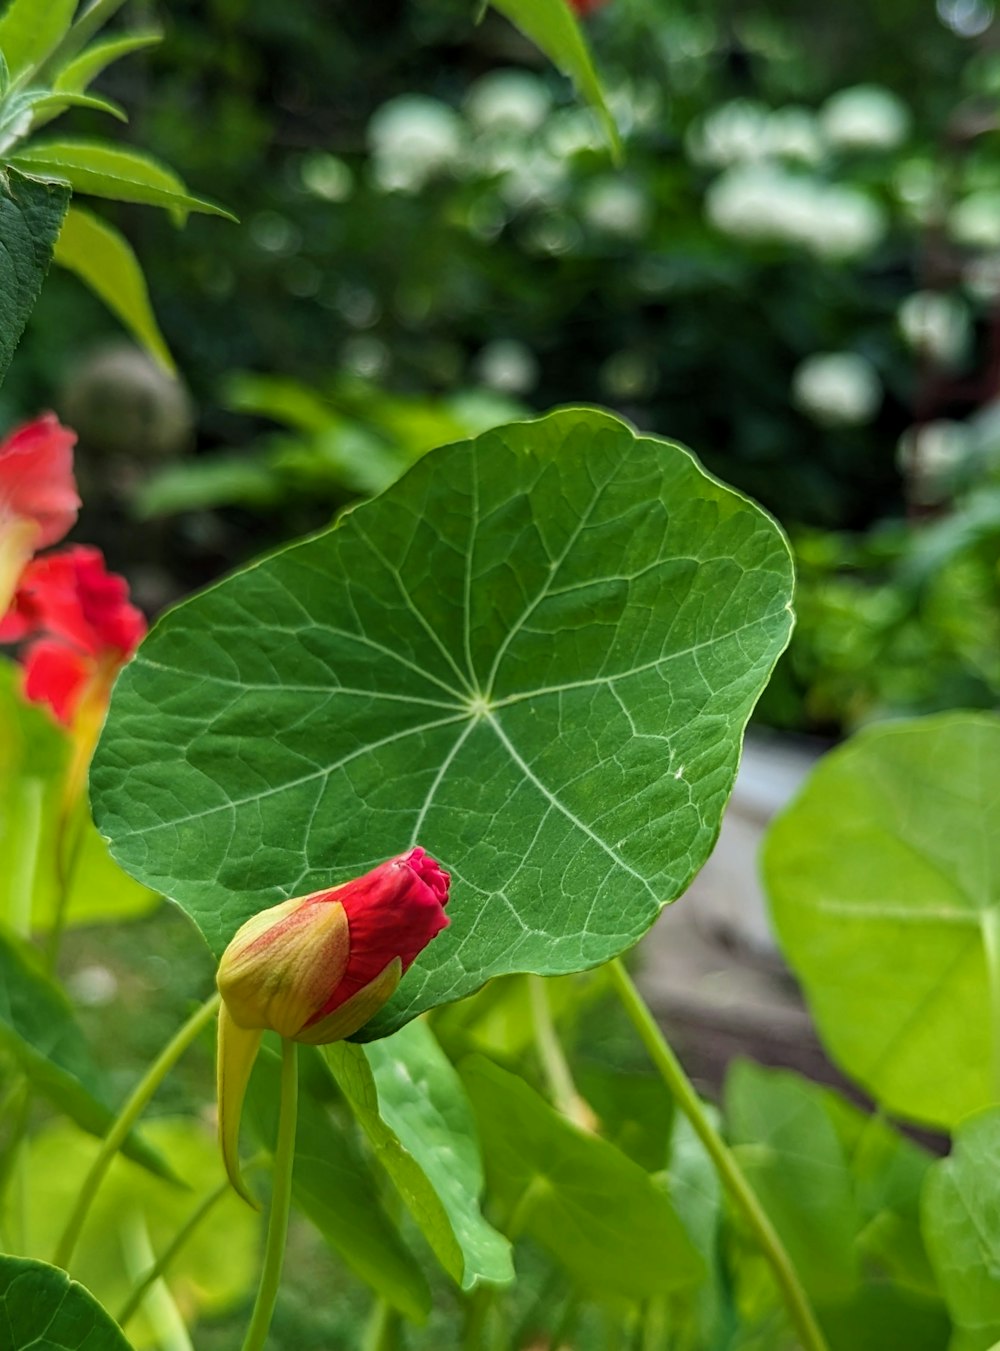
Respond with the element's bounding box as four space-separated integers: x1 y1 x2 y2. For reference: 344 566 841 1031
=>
6 778 43 938
982 912 1000 1102
117 1154 266 1330
53 992 221 1270
608 959 830 1351
45 792 88 972
241 1038 298 1351
528 975 590 1128
361 1298 400 1351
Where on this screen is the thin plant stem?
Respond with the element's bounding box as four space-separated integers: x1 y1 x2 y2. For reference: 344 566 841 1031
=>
7 778 44 938
528 975 591 1128
607 959 830 1351
45 736 95 970
361 1297 400 1351
117 1154 267 1329
241 1038 298 1351
53 992 221 1270
982 911 1000 1102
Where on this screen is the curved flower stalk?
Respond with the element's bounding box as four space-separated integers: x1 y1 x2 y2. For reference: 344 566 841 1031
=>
0 413 79 612
216 847 450 1203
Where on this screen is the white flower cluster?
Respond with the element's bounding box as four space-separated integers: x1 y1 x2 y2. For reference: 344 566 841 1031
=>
706 165 886 258
792 352 882 427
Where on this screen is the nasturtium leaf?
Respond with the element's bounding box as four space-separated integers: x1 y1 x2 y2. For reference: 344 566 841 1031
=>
0 0 77 80
489 0 621 159
0 166 69 385
11 1118 258 1351
0 663 158 931
459 1053 703 1299
725 1061 860 1302
323 1021 513 1290
54 206 174 372
10 140 234 219
0 928 173 1181
922 1108 1000 1351
91 409 793 1032
244 1044 431 1321
0 1256 133 1351
763 712 1000 1129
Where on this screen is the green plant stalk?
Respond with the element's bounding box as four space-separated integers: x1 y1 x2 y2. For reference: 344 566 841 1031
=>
6 777 43 937
528 974 590 1129
53 991 221 1270
607 959 830 1351
361 1297 400 1351
119 1208 194 1351
241 1038 298 1351
117 1153 267 1329
982 911 1000 1102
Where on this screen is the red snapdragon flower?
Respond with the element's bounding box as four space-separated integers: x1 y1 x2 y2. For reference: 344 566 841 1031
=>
0 545 146 727
216 848 450 1200
0 414 79 610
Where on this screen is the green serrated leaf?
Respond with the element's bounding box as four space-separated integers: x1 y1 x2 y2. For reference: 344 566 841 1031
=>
0 928 174 1182
53 29 160 96
460 1053 702 1299
10 139 235 220
0 165 69 385
244 1045 431 1321
91 409 793 1031
0 0 77 80
763 711 1000 1130
490 0 621 159
54 205 173 373
324 1022 513 1290
923 1107 1000 1350
0 1255 133 1351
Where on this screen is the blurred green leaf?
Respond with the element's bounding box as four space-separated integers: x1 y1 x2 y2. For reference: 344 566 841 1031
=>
460 1053 702 1300
54 205 173 372
10 1118 258 1351
764 712 1000 1129
0 165 69 385
725 1060 860 1302
245 1044 432 1321
923 1108 1000 1351
489 0 621 159
0 927 173 1181
0 0 77 79
324 1022 513 1291
0 662 158 931
0 1255 133 1351
10 140 235 219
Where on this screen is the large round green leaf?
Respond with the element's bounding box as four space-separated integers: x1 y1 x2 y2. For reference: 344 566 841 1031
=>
92 409 793 1033
763 712 1000 1129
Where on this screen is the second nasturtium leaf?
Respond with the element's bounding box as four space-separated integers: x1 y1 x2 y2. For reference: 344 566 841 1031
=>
92 409 793 1031
323 1021 513 1291
0 1255 133 1351
763 712 1000 1129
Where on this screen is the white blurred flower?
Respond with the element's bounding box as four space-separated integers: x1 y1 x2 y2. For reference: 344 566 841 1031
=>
582 179 650 237
898 291 969 365
763 107 825 163
792 352 882 426
475 339 539 394
299 152 353 202
686 99 770 167
67 965 119 1008
465 70 551 135
950 191 1000 248
820 85 910 151
369 95 464 193
897 420 972 501
545 108 604 158
706 165 885 258
496 148 567 209
893 158 939 224
964 252 1000 301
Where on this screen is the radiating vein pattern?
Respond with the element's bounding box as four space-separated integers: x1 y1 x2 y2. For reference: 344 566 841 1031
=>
92 409 794 1030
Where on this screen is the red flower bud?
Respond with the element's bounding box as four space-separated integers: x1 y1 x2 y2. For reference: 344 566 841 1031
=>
216 848 450 1201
